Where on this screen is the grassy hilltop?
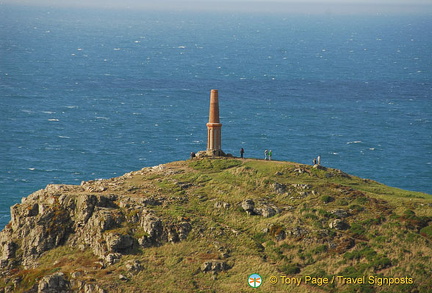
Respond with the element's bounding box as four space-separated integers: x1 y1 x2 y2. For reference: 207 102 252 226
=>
1 157 431 292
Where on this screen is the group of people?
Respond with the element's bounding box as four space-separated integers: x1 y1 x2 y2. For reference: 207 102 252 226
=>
264 149 273 160
192 148 321 166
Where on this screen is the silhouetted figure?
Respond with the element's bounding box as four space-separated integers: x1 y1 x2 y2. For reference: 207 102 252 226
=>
190 152 196 160
240 148 245 158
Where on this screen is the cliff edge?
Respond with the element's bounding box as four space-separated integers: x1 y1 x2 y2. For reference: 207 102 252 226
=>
1 158 431 292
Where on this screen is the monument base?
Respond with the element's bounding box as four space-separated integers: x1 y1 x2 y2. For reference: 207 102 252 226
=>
196 150 232 158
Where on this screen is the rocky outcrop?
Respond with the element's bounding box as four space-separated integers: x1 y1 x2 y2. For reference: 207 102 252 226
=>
38 272 70 293
0 182 192 271
329 219 350 230
1 158 428 292
200 260 230 274
241 199 280 218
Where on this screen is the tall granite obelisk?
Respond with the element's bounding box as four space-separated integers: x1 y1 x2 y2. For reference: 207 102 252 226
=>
206 89 224 156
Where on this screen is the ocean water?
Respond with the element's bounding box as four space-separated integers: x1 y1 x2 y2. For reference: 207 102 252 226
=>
0 5 431 229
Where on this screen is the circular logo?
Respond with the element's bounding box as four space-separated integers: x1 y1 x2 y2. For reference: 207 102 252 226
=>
269 275 278 284
248 274 263 288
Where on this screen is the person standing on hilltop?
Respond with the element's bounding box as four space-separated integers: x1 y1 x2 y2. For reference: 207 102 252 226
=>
240 148 245 159
264 149 268 160
269 150 273 160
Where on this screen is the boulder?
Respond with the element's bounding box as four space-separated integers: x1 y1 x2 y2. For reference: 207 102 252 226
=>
273 182 287 194
141 214 163 239
256 205 279 218
241 200 280 218
214 201 231 209
104 233 135 253
83 284 106 293
38 272 70 293
290 226 309 238
241 199 256 215
329 219 350 230
0 241 17 260
331 209 349 219
201 260 230 274
104 253 122 266
125 259 143 273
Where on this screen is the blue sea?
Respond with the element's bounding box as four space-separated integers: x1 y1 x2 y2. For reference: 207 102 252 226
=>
1 5 431 229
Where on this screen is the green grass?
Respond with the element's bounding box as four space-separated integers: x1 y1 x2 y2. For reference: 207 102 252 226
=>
4 157 432 293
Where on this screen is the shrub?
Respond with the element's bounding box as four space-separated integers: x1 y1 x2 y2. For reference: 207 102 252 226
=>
269 224 285 239
341 266 362 278
399 211 430 230
349 204 365 213
312 245 328 254
373 236 386 243
355 197 369 205
280 263 300 275
350 222 366 238
403 209 416 216
253 232 266 244
420 225 432 239
344 246 376 261
318 209 331 217
304 213 319 220
371 256 392 270
321 195 334 204
280 243 295 250
337 199 349 206
361 217 384 226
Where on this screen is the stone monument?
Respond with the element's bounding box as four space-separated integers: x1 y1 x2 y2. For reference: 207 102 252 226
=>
197 89 227 157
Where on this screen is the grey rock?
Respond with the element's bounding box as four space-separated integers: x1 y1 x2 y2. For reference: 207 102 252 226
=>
0 241 17 260
329 219 350 230
38 272 70 293
141 214 163 239
104 253 122 266
290 226 309 237
201 260 230 274
83 284 106 293
0 171 193 275
256 205 279 218
292 184 312 190
273 182 287 194
214 201 231 209
331 209 349 218
70 271 83 279
241 199 256 215
313 165 327 170
125 259 143 273
275 230 286 241
104 233 135 253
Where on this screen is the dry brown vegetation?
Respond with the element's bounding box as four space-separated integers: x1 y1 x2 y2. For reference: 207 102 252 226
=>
1 157 431 292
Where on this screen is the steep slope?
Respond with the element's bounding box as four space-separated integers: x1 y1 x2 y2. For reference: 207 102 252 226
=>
1 158 431 292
